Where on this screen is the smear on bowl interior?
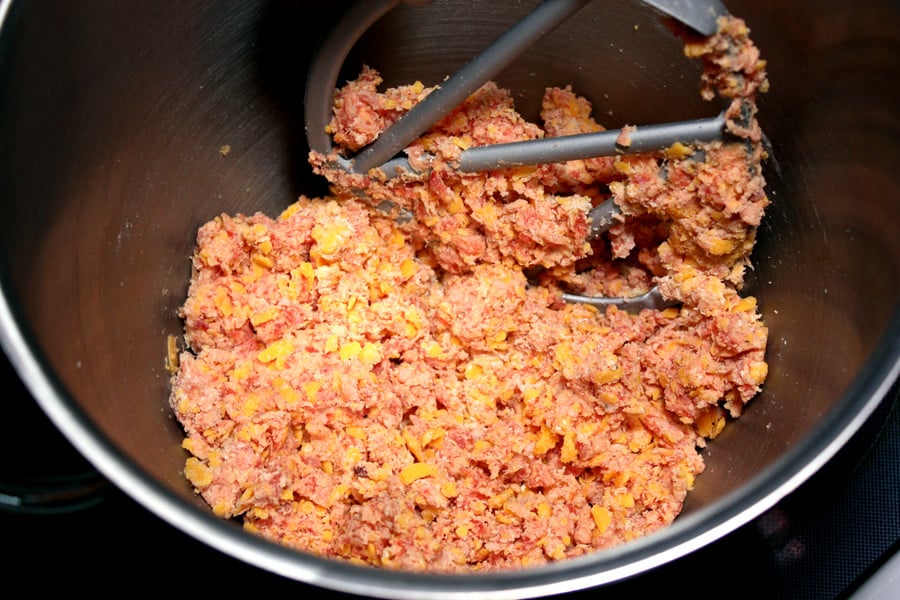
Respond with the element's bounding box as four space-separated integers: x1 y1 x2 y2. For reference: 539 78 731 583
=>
168 16 770 572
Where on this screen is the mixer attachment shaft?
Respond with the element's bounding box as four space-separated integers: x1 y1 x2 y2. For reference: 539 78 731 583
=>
304 0 731 312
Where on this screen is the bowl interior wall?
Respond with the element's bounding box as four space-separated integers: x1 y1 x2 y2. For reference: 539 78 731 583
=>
1 0 898 530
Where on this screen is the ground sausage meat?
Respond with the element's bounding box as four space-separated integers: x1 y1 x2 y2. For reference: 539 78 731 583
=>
170 15 770 572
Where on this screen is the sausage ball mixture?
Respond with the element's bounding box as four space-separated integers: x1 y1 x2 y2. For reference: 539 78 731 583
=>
170 16 770 572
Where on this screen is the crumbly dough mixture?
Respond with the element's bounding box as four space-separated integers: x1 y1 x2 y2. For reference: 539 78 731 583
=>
170 16 770 572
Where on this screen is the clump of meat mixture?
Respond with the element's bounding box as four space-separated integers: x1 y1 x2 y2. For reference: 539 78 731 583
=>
170 16 770 572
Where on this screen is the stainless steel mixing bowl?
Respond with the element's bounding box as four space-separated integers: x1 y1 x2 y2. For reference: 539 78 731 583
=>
0 0 898 597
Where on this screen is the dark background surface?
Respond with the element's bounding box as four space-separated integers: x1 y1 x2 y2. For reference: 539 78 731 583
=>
1 351 897 598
